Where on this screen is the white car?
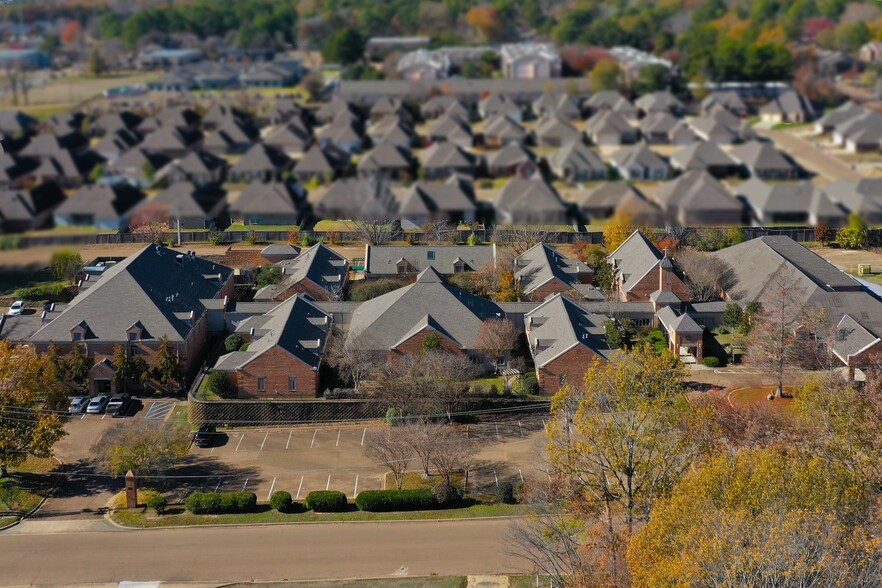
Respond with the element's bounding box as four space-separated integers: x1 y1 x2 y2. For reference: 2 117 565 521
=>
68 397 89 414
7 300 24 315
86 395 109 414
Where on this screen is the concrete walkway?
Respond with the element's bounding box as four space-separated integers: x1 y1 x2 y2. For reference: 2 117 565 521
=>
2 518 122 535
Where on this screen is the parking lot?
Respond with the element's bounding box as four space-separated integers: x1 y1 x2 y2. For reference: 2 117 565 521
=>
41 403 549 519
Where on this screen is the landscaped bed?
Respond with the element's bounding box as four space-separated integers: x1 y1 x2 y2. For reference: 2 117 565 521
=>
728 387 796 415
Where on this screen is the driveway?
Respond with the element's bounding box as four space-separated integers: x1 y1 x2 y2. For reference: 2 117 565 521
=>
0 519 522 584
757 128 862 182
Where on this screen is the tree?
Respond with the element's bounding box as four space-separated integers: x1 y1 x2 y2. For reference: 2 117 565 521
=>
327 336 379 391
745 43 793 81
627 449 880 588
632 63 670 94
604 319 623 349
153 336 183 394
256 265 283 288
421 332 443 353
720 303 743 334
111 344 148 392
351 220 392 245
364 427 411 490
86 48 108 78
430 426 477 486
745 270 810 398
422 351 481 422
141 161 156 184
130 221 170 246
94 423 189 479
474 319 519 372
815 222 832 246
89 163 105 183
589 59 623 91
60 20 83 45
603 214 638 251
51 250 83 284
494 269 519 302
837 213 868 249
0 341 67 478
423 220 454 245
301 72 325 102
400 422 444 477
465 6 503 42
675 250 737 302
66 343 91 390
40 34 60 54
322 29 365 65
492 226 550 255
98 12 122 39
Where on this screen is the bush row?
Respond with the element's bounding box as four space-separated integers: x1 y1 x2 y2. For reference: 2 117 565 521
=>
355 489 438 512
185 491 257 514
304 490 348 512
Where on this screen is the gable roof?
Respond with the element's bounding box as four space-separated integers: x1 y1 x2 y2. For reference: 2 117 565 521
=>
534 112 582 143
532 92 580 118
316 178 398 220
580 181 642 210
399 177 476 216
655 170 741 216
348 266 503 351
484 114 528 141
426 113 473 141
584 110 632 137
735 178 844 221
30 245 232 344
357 142 413 172
421 141 477 170
55 184 145 219
255 243 348 301
823 179 882 218
607 230 663 292
494 176 566 218
230 143 291 174
515 243 590 296
760 90 815 119
138 181 225 218
366 245 495 276
634 91 684 114
487 143 535 168
141 126 201 152
108 147 170 177
656 305 703 334
730 140 796 173
611 145 667 170
0 182 65 222
670 140 737 171
585 90 637 115
231 182 299 216
548 142 606 176
525 294 610 368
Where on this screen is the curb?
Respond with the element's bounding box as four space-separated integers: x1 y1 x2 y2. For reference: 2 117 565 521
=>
0 455 65 533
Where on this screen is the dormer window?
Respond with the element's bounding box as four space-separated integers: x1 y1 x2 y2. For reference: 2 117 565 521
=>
453 261 465 273
128 332 138 341
126 323 144 342
427 251 436 261
72 332 82 341
397 263 407 274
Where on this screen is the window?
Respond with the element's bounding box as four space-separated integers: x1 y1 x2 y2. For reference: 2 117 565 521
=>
72 332 82 341
453 263 465 273
288 376 297 391
128 332 138 341
559 374 566 386
426 250 435 260
257 377 265 392
397 263 407 274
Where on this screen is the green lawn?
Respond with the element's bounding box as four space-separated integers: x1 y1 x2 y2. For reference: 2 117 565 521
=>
226 224 298 232
0 264 55 297
111 501 527 528
226 578 467 588
1 456 59 526
849 270 882 286
165 405 195 434
470 377 505 392
313 220 357 232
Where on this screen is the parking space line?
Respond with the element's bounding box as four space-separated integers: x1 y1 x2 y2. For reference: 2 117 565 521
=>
215 480 221 492
260 431 269 450
235 433 245 452
286 430 292 450
310 430 317 448
353 475 359 499
335 429 341 447
495 423 500 440
101 412 107 420
326 475 331 491
80 412 86 420
296 476 304 499
518 420 524 437
267 477 276 500
493 471 499 487
519 469 524 482
242 478 249 491
361 428 367 446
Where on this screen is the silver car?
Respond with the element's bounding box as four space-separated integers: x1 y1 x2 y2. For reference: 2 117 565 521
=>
86 395 109 414
68 396 89 414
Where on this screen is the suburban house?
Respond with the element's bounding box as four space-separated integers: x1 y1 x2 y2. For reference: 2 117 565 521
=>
94 128 141 162
607 230 690 303
478 93 523 122
357 141 415 180
654 171 744 226
136 48 203 69
823 179 882 224
229 182 302 226
367 117 415 150
28 245 234 394
514 243 593 301
132 181 226 229
734 178 846 227
859 41 882 63
347 266 503 364
0 109 38 136
532 92 581 119
397 49 451 81
700 91 748 117
202 118 259 155
420 141 478 179
656 305 704 364
500 43 561 79
487 144 538 178
0 182 66 232
364 244 496 278
815 101 867 134
316 118 364 154
579 182 660 225
213 295 332 399
399 175 477 226
140 126 202 159
584 110 638 146
534 113 583 147
315 97 359 125
524 294 610 393
369 97 408 122
104 148 170 188
494 176 568 225
730 140 799 179
548 142 608 182
426 114 474 148
157 107 201 131
483 114 530 147
759 90 816 123
315 178 398 221
165 150 227 186
200 103 245 131
20 134 87 187
421 95 470 120
639 112 695 145
611 145 669 180
293 144 351 183
54 184 146 230
584 91 639 119
228 143 291 182
91 111 143 137
689 107 755 144
263 121 312 156
829 109 882 152
254 243 349 302
634 91 685 116
0 152 39 189
669 141 739 177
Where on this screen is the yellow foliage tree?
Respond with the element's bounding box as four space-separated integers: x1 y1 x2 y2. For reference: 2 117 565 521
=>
756 24 787 45
464 7 503 42
588 58 623 92
603 214 638 252
628 449 880 587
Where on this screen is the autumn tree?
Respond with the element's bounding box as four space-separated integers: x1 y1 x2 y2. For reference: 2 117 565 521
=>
745 270 809 398
94 423 190 479
494 268 519 302
628 449 881 588
589 59 623 92
465 7 503 42
364 427 411 490
0 341 67 478
51 249 83 283
60 20 83 45
86 48 108 78
492 226 550 256
111 344 149 392
153 336 183 394
474 318 520 372
603 214 638 251
66 343 91 390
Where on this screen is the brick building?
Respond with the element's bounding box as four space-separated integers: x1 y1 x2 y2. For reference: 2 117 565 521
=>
514 243 593 302
254 243 349 302
607 231 689 302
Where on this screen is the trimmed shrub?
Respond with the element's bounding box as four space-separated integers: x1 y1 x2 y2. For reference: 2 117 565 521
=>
146 494 168 514
467 232 480 246
349 279 406 302
355 489 438 512
496 480 516 504
270 490 293 513
224 334 244 352
518 372 539 395
702 356 720 368
431 483 463 507
185 491 257 514
305 490 347 512
204 371 229 397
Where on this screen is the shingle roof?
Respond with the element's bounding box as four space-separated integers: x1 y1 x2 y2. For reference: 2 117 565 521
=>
108 147 170 179
701 91 747 114
670 141 737 171
730 140 797 174
611 145 667 171
487 143 535 168
30 245 232 344
174 149 227 175
580 181 642 211
357 142 413 172
399 178 476 217
141 126 201 152
548 143 606 176
606 230 663 292
655 171 742 218
254 243 348 301
514 243 590 296
0 183 65 222
634 91 684 114
823 179 882 218
426 113 473 142
347 266 503 350
585 90 637 116
55 184 145 219
656 305 703 333
584 110 632 137
494 177 566 219
264 121 312 152
366 245 495 276
525 294 609 368
316 178 398 220
230 143 291 174
484 114 528 142
760 90 815 119
421 141 477 170
735 178 844 221
532 92 580 118
231 182 299 216
139 181 225 218
534 113 582 143
294 144 349 175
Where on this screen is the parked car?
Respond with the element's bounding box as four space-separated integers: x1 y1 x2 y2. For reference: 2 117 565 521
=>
106 393 131 416
193 426 216 447
86 395 109 414
68 396 89 414
7 300 24 315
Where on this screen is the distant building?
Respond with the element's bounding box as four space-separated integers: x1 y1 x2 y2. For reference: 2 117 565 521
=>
609 46 673 82
136 48 203 70
0 49 49 70
366 36 430 59
500 43 561 79
858 41 882 64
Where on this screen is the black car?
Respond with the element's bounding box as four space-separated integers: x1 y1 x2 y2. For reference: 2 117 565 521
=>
106 393 131 416
193 426 216 447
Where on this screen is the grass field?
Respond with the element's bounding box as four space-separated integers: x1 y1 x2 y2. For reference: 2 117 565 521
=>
226 224 298 233
0 263 54 296
2 71 160 108
1 456 59 526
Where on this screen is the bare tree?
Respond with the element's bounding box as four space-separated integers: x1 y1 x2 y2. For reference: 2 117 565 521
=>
326 335 379 391
376 351 478 421
424 220 454 245
351 220 392 245
422 351 482 422
130 220 171 245
473 318 520 373
364 427 411 490
430 426 477 486
375 354 435 418
400 422 445 477
676 250 737 302
492 226 550 255
93 423 190 479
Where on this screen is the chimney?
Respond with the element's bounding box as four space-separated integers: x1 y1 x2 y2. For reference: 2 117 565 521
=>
249 327 255 337
189 310 195 326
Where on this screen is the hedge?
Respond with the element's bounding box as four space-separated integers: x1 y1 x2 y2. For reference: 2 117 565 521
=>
305 490 348 512
146 495 168 514
355 489 438 512
270 490 293 512
185 491 257 514
702 357 720 368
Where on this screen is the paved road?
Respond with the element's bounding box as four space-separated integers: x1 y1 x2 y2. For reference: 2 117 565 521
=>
758 128 862 182
0 519 521 585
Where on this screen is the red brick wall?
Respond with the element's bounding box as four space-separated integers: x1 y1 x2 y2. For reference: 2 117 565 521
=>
524 278 571 302
392 328 464 356
231 346 320 399
273 276 347 302
536 345 605 395
621 266 690 302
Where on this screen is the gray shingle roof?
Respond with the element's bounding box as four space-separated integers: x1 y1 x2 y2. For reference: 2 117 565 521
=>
487 143 535 168
585 91 637 116
832 314 881 361
607 230 663 292
735 178 844 221
611 145 667 170
426 113 473 143
347 266 503 351
255 243 348 301
366 245 495 276
548 143 606 177
357 142 413 172
515 243 591 296
670 141 736 171
294 144 349 175
230 143 291 175
55 184 145 219
584 110 632 138
655 171 742 219
30 245 232 344
760 90 815 119
316 178 398 220
534 112 582 143
231 182 299 216
0 183 65 223
494 177 567 219
824 179 882 218
532 92 580 118
399 177 476 217
525 294 609 368
730 140 797 174
656 305 702 333
579 181 641 211
484 114 528 142
634 91 684 114
136 181 225 219
421 141 477 170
